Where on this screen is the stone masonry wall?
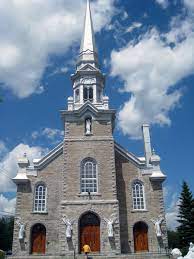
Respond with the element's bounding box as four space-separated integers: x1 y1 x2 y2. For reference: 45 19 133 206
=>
115 152 168 254
60 116 121 255
12 153 63 256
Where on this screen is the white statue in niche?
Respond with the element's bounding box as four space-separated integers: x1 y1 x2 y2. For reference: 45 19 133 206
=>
151 215 164 237
15 217 25 240
171 243 194 259
103 215 117 238
62 215 75 239
85 118 92 135
171 248 183 259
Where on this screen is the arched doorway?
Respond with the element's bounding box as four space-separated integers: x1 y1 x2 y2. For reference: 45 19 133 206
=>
79 212 100 253
31 224 46 254
133 222 149 253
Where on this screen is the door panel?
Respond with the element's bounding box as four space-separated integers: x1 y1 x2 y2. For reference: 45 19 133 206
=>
134 222 148 252
80 213 100 253
31 224 46 254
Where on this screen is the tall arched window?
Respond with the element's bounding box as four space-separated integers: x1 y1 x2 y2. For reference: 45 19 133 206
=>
81 158 98 193
75 88 80 103
132 181 145 210
34 184 47 212
84 86 93 102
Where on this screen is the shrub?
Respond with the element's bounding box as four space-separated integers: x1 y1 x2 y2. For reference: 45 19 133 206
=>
0 250 5 259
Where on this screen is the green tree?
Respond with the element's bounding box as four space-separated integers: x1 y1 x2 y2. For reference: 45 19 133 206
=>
167 229 180 249
177 181 194 252
0 216 14 251
191 199 194 240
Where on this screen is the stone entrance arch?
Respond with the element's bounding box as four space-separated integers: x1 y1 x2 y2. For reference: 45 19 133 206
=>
30 223 46 254
133 221 149 252
79 212 100 253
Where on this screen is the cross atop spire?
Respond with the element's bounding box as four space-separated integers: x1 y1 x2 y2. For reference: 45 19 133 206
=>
78 0 99 68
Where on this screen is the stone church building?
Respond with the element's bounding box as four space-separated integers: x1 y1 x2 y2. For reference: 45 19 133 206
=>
12 0 168 257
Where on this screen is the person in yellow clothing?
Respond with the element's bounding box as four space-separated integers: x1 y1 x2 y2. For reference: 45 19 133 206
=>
83 244 91 259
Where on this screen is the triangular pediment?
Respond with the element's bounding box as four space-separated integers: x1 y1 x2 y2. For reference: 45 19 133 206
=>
79 63 99 72
75 101 100 118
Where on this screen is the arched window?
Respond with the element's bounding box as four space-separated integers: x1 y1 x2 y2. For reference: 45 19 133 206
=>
34 184 47 212
81 158 98 193
75 88 80 102
84 86 93 102
132 181 145 210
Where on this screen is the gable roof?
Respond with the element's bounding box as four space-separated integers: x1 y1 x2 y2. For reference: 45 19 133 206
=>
30 140 145 171
61 101 116 120
33 142 63 170
114 142 145 168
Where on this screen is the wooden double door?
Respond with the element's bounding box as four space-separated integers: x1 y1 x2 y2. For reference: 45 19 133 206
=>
80 212 100 253
133 222 149 252
31 224 46 254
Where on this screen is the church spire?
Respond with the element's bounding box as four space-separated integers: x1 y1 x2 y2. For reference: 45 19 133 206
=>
78 0 98 68
70 0 109 111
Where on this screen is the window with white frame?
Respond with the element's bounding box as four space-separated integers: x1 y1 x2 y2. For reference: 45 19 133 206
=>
83 86 93 102
132 181 145 210
81 158 98 193
34 184 47 212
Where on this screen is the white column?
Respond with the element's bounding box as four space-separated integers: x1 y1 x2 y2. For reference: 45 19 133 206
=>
142 124 152 167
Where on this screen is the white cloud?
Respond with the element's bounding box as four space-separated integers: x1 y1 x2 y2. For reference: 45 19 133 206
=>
184 0 194 12
0 0 116 98
155 0 169 8
111 18 194 138
0 195 16 216
49 66 69 77
31 127 63 144
0 143 46 193
164 188 179 230
0 141 7 158
126 22 142 33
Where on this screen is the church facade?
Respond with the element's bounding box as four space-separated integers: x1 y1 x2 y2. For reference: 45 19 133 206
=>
12 0 168 257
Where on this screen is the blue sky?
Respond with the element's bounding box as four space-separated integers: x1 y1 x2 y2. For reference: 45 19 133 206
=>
0 0 194 229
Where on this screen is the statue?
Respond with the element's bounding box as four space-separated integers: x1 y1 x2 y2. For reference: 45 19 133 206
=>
184 243 194 259
171 243 194 259
171 248 183 259
85 118 92 134
103 215 117 238
15 217 25 240
151 215 164 237
62 215 75 239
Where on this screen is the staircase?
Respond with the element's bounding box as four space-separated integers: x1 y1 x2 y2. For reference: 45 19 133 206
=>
8 253 170 259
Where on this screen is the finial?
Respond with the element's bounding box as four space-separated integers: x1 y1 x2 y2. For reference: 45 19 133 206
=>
152 148 156 155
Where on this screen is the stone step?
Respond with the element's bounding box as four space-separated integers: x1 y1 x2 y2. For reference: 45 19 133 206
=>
8 253 170 259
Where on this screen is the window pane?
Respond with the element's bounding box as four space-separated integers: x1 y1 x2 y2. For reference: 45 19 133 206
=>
81 159 97 193
132 182 145 210
89 88 93 101
84 87 88 101
34 184 47 212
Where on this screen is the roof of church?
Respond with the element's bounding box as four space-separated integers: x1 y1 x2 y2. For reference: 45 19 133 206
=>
32 141 145 170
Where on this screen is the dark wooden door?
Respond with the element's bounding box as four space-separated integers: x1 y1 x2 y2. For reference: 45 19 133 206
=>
31 224 46 254
134 222 148 252
80 213 100 253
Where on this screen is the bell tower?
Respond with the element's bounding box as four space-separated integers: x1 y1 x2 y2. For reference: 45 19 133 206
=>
68 0 109 111
60 0 120 256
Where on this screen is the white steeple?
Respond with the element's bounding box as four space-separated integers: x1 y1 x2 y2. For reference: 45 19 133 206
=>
69 0 109 111
78 0 98 68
